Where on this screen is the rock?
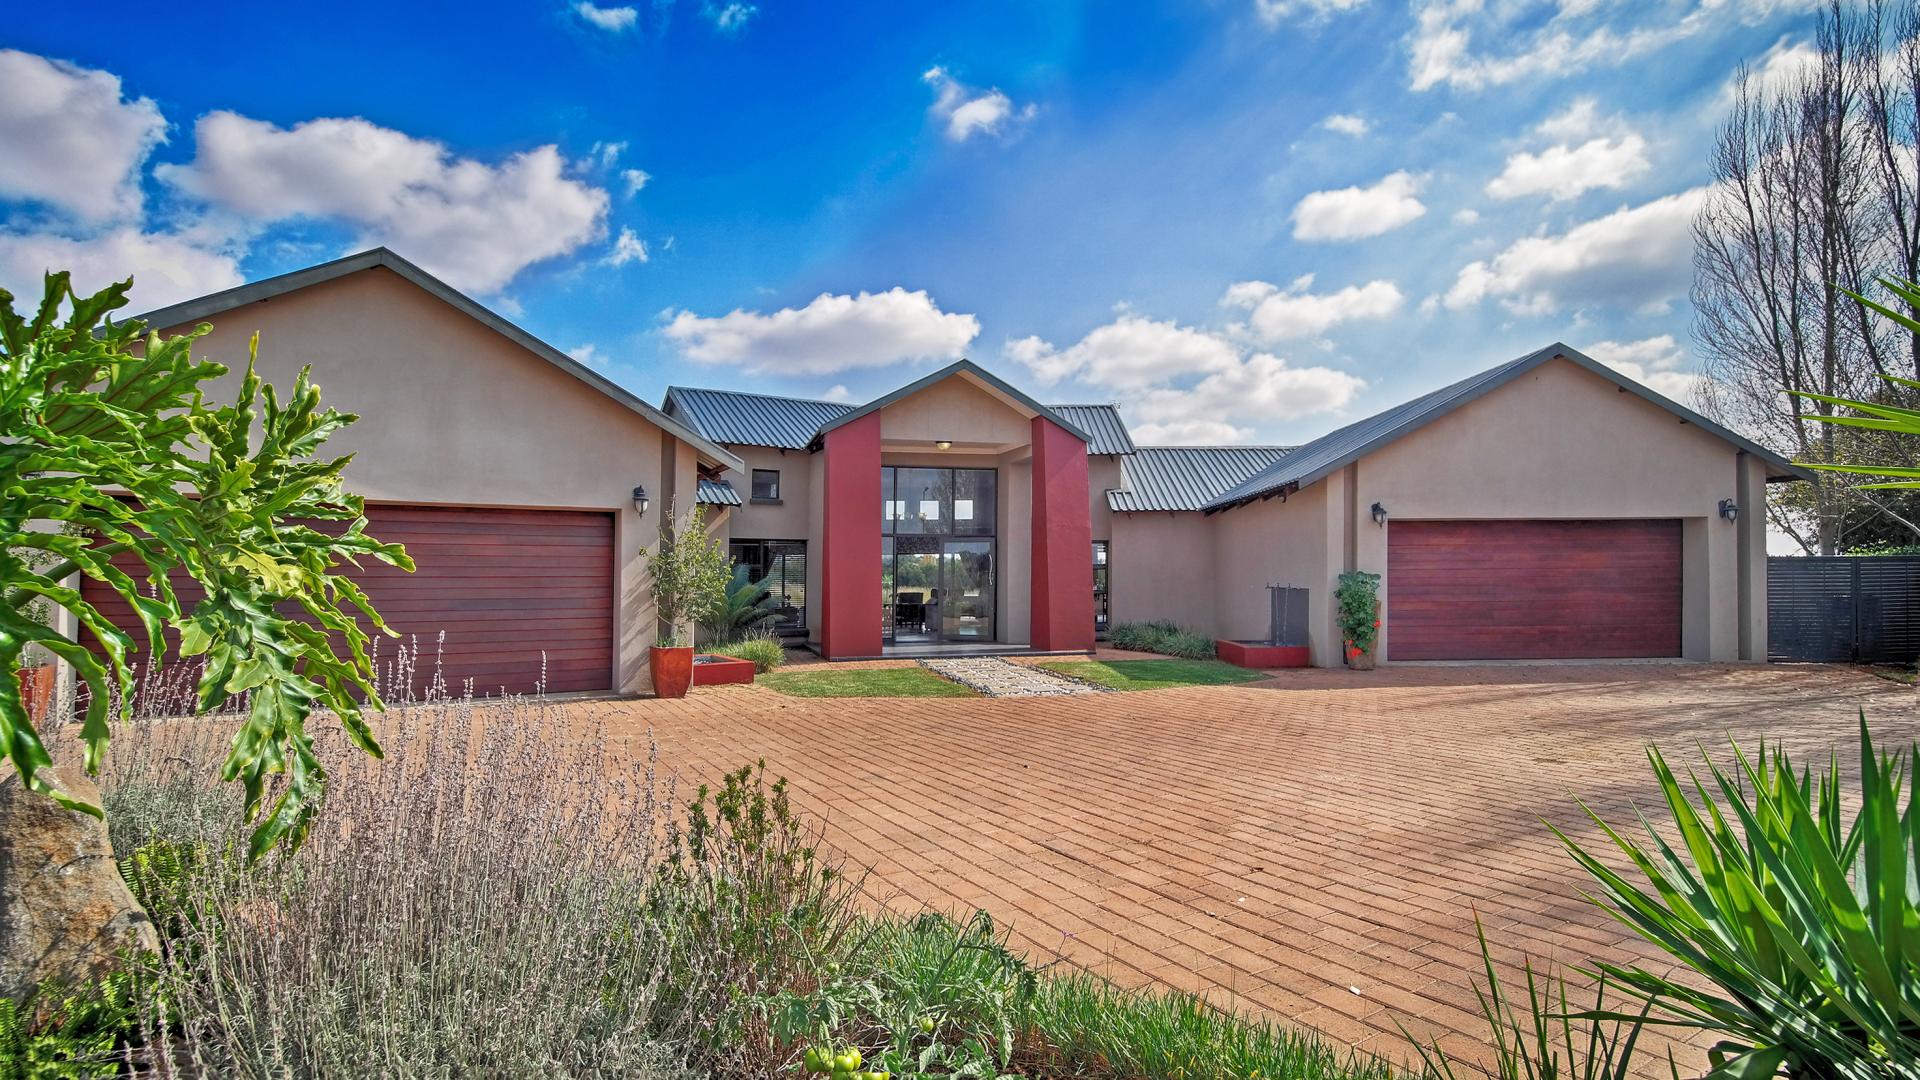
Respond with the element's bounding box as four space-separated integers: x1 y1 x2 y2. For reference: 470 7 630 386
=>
0 765 158 1001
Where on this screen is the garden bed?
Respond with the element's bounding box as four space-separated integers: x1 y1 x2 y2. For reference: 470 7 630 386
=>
1214 640 1310 669
692 654 756 686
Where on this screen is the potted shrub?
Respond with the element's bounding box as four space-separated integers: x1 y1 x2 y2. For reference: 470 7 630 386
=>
644 502 731 699
1334 570 1381 670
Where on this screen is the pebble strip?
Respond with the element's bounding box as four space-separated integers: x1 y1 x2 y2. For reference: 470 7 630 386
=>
919 656 1107 697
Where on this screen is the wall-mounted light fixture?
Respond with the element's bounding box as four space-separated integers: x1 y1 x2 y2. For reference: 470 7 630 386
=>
1718 498 1739 522
935 440 953 450
632 485 651 517
1371 501 1388 527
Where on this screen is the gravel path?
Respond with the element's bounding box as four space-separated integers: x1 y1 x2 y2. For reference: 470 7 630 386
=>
919 656 1106 697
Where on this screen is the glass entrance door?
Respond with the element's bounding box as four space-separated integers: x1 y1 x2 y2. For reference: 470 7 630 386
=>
883 536 995 645
940 541 994 642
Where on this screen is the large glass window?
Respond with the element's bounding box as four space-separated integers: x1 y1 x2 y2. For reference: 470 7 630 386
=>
728 540 807 633
881 466 994 537
1092 540 1110 633
880 466 997 644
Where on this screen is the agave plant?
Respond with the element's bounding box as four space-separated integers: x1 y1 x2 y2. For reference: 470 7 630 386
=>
1790 275 1920 488
703 564 780 643
1554 717 1918 1080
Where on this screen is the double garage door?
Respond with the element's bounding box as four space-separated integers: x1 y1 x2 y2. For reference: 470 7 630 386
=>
1387 519 1681 661
82 505 614 697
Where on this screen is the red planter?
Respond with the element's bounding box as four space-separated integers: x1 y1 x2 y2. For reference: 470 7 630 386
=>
1215 640 1310 669
692 655 756 686
16 665 54 721
649 646 695 699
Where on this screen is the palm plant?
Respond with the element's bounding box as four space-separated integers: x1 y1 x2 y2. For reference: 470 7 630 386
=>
1553 718 1918 1079
703 564 779 644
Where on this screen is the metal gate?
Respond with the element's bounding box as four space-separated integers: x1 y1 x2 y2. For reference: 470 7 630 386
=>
1767 556 1920 663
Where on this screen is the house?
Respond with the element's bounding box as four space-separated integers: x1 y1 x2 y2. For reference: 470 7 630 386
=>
110 249 1801 695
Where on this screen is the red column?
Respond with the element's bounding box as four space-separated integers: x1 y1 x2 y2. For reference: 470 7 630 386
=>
1030 416 1094 652
820 412 883 659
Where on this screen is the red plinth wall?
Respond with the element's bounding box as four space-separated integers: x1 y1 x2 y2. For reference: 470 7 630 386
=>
1030 416 1095 652
820 412 883 659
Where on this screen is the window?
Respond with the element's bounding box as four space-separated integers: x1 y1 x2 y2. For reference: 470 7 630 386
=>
750 469 781 502
729 540 807 631
880 466 995 536
1092 540 1110 633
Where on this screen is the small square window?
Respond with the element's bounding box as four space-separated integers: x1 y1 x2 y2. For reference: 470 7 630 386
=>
751 469 780 502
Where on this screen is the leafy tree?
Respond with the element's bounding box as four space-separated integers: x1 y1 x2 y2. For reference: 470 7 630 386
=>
645 502 730 648
1 272 410 857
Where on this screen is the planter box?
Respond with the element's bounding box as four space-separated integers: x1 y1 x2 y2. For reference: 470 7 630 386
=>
692 655 756 686
1215 640 1310 669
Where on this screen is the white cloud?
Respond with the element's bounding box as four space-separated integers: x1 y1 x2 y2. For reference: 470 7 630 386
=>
1735 36 1822 100
1009 315 1240 390
1443 186 1707 313
1256 0 1369 27
1133 352 1365 442
589 140 627 168
1407 0 1797 93
1584 334 1703 402
1488 135 1650 201
923 66 1036 143
1009 311 1365 444
1321 113 1370 137
1487 99 1651 201
1223 275 1404 342
568 342 605 367
0 49 167 223
621 168 651 197
0 228 242 312
1291 171 1427 241
821 384 853 402
709 2 758 31
573 2 638 31
605 227 649 266
662 288 979 374
1452 207 1480 225
159 112 609 293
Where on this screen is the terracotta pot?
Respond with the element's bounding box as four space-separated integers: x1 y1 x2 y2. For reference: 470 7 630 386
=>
649 645 695 699
16 665 55 722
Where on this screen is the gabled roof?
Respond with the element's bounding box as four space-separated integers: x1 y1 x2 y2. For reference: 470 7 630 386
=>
1109 446 1295 512
129 247 742 472
1049 404 1137 456
695 477 742 507
1204 343 1811 513
810 360 1094 447
663 386 855 450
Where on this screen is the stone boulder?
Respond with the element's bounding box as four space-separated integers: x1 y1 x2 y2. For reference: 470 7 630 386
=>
0 765 158 1000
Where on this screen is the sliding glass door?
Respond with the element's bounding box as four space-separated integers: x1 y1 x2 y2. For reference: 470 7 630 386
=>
881 466 996 645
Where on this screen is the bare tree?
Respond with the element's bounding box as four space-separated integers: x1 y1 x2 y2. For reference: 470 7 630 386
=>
1695 1 1910 553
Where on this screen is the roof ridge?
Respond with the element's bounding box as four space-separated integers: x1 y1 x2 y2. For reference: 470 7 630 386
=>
1135 444 1295 451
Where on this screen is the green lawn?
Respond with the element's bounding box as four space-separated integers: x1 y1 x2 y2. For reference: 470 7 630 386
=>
1037 658 1265 691
759 667 978 698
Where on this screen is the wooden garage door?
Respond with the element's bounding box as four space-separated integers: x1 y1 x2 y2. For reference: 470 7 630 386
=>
81 505 614 698
1387 519 1681 660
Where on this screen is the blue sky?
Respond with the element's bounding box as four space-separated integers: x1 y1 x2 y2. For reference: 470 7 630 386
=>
1 0 1823 444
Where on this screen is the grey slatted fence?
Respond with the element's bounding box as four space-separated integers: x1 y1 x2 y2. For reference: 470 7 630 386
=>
1768 556 1920 663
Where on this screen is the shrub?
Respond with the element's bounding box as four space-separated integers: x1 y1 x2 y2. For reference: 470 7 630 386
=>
0 973 147 1080
712 634 786 673
1333 571 1380 660
1555 715 1919 1078
1108 619 1217 660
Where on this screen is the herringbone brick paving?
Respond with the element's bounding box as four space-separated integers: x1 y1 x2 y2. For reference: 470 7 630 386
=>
572 662 1911 1070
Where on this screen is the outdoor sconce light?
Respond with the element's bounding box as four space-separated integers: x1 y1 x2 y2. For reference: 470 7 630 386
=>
1371 501 1388 526
1719 498 1739 522
935 440 953 450
632 485 650 517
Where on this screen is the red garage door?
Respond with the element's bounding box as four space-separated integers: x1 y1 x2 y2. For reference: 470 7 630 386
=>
1386 519 1681 660
81 505 614 698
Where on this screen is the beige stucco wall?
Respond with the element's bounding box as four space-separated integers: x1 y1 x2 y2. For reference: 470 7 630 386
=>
1209 478 1346 664
722 444 813 540
1088 455 1123 544
879 376 1033 449
154 264 702 693
1108 511 1219 634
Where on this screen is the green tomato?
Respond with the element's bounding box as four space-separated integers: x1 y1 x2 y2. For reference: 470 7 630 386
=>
917 1015 936 1033
845 1049 862 1070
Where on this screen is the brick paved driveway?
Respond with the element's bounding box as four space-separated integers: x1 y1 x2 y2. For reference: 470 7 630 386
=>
583 662 1911 1069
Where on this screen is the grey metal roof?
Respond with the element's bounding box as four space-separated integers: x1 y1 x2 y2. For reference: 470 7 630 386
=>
811 360 1093 446
1204 342 1811 513
1108 446 1295 512
663 386 854 450
1049 404 1136 456
128 247 743 472
695 477 741 507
